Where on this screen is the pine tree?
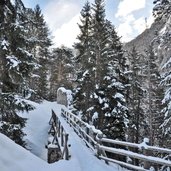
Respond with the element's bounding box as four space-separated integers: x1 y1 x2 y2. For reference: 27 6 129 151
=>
0 0 34 146
91 0 106 85
26 4 52 100
73 0 129 142
72 1 95 122
144 44 164 146
92 20 129 140
126 47 147 165
160 55 171 148
127 47 145 145
153 0 171 19
49 46 74 100
151 0 171 148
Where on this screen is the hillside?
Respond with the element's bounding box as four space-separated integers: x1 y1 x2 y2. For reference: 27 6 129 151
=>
0 133 51 171
124 14 171 70
124 18 165 62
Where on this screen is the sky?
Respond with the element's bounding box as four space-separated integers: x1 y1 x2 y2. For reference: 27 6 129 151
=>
22 0 154 48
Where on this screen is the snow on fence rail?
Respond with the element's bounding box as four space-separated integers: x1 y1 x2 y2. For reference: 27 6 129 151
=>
47 110 70 163
61 108 171 171
61 108 102 153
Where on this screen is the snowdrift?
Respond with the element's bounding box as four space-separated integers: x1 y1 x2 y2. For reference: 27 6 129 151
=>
0 133 50 171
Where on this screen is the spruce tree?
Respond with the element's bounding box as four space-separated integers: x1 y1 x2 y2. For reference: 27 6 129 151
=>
0 0 34 146
27 4 52 100
49 46 74 100
153 0 171 19
126 47 146 165
72 1 95 122
92 20 129 140
127 47 145 144
160 55 171 148
73 0 129 141
152 0 171 147
144 44 164 146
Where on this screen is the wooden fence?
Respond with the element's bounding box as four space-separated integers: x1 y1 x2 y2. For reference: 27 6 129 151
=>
48 110 70 163
61 108 171 171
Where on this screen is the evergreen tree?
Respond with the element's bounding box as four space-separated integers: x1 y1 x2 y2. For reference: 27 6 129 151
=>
151 0 171 148
0 0 34 146
153 0 171 19
160 55 171 148
92 20 129 140
126 47 146 165
73 0 129 141
144 44 164 146
91 0 106 85
127 47 145 145
72 1 95 122
49 46 74 100
27 4 52 100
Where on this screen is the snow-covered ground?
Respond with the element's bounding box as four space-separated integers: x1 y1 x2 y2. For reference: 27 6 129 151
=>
0 101 127 171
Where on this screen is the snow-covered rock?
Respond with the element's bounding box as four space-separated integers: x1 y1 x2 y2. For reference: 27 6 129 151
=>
57 87 72 108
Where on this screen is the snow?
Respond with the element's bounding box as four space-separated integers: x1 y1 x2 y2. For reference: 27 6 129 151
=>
31 74 40 78
3 101 171 170
162 88 171 104
83 70 89 77
9 100 126 171
0 133 49 171
138 138 149 149
87 106 94 111
94 92 98 98
18 47 32 57
98 96 104 104
161 56 171 69
6 55 20 68
160 25 167 35
100 145 171 167
114 93 124 100
104 76 111 80
48 143 58 148
92 112 99 121
1 39 9 50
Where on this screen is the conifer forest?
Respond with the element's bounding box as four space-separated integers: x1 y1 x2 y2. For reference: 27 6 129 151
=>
1 0 171 166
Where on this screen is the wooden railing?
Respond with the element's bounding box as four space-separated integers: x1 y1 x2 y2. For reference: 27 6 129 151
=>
61 108 171 171
48 110 70 163
61 108 101 153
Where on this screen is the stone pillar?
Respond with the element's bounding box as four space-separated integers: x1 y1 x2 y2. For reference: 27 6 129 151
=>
47 144 62 163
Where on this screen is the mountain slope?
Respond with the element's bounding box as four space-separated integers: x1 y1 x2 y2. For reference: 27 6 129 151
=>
124 19 164 54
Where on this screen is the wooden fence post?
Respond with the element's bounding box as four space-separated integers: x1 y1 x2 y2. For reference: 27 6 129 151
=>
74 116 77 128
58 122 61 137
96 133 109 164
65 134 69 160
66 112 69 124
86 127 89 143
143 138 151 169
68 113 71 127
61 126 64 147
96 133 103 157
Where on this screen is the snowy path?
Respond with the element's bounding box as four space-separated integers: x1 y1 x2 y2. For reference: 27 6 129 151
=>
52 104 125 171
21 101 127 171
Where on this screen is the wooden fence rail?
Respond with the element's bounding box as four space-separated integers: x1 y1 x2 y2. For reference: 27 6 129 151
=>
47 110 70 163
61 108 171 171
